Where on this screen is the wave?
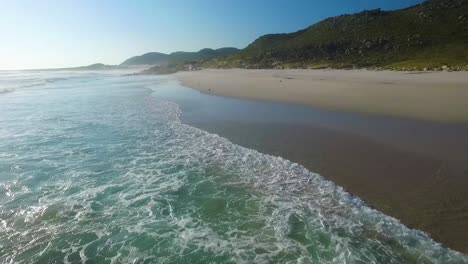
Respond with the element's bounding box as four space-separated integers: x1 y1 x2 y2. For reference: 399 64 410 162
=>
0 88 15 94
0 74 74 93
19 77 70 89
151 99 467 263
0 75 466 263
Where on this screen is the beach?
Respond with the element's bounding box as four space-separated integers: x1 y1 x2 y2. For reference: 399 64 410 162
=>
4 0 468 261
176 69 468 123
172 69 468 253
1 71 467 262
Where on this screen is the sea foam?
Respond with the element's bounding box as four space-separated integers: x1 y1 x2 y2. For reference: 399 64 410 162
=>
0 72 466 264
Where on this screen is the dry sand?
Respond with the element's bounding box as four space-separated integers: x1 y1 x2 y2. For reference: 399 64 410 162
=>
176 69 468 123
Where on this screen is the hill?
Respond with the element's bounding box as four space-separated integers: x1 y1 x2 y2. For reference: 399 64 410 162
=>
208 0 468 71
120 52 170 66
71 63 119 70
121 48 240 66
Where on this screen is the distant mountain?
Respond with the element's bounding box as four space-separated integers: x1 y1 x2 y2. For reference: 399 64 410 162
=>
120 52 170 66
72 63 119 70
121 48 240 66
209 0 468 71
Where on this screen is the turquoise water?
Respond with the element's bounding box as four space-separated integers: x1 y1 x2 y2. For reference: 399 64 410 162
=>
0 71 466 264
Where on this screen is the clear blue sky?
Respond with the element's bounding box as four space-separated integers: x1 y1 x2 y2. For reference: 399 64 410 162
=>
0 0 423 70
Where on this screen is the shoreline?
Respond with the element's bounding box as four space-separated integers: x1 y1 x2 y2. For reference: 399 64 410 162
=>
176 69 468 124
163 74 468 253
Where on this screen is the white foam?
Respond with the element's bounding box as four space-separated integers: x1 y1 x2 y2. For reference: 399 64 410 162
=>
0 73 466 263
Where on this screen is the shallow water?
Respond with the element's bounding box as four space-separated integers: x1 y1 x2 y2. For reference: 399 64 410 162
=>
0 71 466 263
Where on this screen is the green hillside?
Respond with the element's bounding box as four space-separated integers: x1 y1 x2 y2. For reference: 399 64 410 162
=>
121 52 170 66
121 48 240 66
209 0 468 71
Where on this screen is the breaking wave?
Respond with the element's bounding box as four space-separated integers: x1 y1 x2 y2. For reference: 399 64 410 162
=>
0 88 14 94
0 74 466 264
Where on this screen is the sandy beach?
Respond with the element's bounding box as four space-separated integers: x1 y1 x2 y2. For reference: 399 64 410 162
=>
176 69 468 123
168 71 468 253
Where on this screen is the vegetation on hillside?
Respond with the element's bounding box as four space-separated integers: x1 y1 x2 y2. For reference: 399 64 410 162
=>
121 48 240 66
121 52 170 66
206 0 468 71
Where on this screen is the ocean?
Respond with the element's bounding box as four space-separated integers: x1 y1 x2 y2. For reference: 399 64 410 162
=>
0 70 466 263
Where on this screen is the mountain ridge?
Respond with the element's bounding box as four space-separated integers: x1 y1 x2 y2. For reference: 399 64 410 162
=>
121 47 240 66
205 0 468 71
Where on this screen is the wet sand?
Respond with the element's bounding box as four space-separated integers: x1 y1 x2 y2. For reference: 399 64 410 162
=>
156 79 468 253
176 69 468 123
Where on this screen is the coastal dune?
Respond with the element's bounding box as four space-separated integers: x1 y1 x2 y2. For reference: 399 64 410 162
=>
176 69 468 123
